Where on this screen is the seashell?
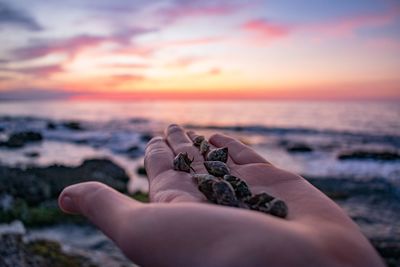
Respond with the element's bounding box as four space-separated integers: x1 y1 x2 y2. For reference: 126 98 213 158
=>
199 140 210 155
223 175 252 200
245 192 288 218
211 180 239 207
269 199 288 218
245 192 275 210
204 161 230 177
198 179 218 203
206 147 228 163
173 152 194 173
192 174 218 185
193 135 205 147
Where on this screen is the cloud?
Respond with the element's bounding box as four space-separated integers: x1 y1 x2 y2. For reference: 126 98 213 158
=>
101 74 146 88
110 74 145 83
242 19 291 41
0 2 43 31
156 0 243 24
12 35 106 61
12 27 155 61
167 56 200 68
160 37 223 47
208 67 221 75
308 8 400 37
16 65 64 76
242 7 400 44
103 63 149 69
0 88 74 101
0 64 64 77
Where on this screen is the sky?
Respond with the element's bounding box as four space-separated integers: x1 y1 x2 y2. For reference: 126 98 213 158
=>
0 0 399 100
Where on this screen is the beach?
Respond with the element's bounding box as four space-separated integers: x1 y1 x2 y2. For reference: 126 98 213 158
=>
0 100 399 266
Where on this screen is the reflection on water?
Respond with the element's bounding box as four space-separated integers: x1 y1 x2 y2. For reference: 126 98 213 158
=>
1 100 399 135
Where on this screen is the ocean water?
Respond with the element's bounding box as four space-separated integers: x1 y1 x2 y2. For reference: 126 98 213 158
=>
0 100 399 135
0 100 399 191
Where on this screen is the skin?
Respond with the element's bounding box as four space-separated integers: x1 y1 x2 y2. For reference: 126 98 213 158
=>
58 124 385 267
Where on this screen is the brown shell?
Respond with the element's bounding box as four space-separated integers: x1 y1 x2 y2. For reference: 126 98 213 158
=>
193 135 205 147
204 161 230 177
173 152 194 173
198 179 218 203
192 174 217 185
211 180 239 207
223 175 252 200
269 199 288 218
199 140 210 155
206 147 228 163
245 192 275 210
245 193 288 218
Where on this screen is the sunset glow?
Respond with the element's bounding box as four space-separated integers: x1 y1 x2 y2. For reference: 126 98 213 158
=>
0 0 399 100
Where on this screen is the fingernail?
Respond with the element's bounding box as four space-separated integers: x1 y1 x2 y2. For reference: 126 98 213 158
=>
168 124 179 129
61 195 76 212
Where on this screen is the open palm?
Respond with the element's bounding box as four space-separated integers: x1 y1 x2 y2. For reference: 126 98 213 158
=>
59 125 384 267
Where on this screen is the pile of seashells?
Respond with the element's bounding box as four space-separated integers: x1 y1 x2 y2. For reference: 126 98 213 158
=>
173 135 288 219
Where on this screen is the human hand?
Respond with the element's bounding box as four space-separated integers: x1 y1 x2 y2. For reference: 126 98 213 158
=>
58 125 384 267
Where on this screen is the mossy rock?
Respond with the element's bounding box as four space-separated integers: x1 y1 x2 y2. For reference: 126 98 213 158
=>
130 192 149 203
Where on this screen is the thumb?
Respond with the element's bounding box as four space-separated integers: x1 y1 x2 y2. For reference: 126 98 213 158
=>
58 182 139 243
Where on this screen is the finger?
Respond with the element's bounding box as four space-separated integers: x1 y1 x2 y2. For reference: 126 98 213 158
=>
58 182 140 243
165 124 207 173
145 136 174 178
209 133 270 165
165 124 193 149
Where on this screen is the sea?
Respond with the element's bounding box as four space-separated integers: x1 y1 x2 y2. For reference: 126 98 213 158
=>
0 100 399 190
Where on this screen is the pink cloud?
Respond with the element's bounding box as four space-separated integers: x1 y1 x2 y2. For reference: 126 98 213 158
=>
242 19 291 41
208 67 221 75
12 27 155 61
156 1 247 24
168 56 201 68
109 74 145 83
13 35 106 60
242 6 400 44
160 37 223 47
308 8 400 37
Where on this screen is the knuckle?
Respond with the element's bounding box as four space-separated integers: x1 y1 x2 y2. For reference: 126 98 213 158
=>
167 124 183 135
145 136 163 150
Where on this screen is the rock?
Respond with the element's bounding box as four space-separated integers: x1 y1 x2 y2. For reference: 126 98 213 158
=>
63 121 83 131
24 152 40 158
286 143 313 153
140 133 153 142
370 238 400 267
305 177 397 200
136 166 147 176
124 145 142 159
338 150 400 161
1 131 43 148
0 159 130 226
46 122 56 130
0 158 130 206
129 118 148 123
0 234 98 267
